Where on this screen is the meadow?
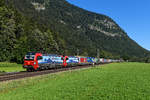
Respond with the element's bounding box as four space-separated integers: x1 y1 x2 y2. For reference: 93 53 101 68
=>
0 62 25 73
0 62 150 100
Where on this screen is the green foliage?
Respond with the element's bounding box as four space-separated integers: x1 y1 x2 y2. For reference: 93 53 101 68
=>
0 0 66 63
0 5 16 61
145 58 150 63
121 54 130 61
100 50 113 58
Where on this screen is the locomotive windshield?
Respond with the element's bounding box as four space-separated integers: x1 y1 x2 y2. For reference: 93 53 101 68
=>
24 55 35 60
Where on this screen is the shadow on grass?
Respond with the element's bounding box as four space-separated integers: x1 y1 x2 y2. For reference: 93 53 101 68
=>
0 71 6 74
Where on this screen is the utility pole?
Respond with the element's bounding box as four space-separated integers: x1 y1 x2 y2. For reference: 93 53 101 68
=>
77 49 79 56
97 49 100 58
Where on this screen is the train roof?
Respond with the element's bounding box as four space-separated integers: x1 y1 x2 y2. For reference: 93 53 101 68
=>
42 54 60 56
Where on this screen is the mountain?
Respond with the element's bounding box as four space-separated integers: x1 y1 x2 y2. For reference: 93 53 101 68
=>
0 0 150 63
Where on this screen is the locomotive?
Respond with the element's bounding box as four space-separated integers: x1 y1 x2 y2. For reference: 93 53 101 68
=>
23 52 121 71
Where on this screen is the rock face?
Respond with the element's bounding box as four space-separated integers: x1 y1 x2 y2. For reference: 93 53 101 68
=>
11 0 149 57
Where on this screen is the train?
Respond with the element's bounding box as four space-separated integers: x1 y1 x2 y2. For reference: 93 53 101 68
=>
23 52 122 71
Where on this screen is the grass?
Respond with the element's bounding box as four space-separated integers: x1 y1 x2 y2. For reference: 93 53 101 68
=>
0 62 25 72
0 62 150 100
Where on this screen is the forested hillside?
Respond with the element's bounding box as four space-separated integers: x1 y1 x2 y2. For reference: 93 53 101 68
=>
0 0 66 63
0 0 150 63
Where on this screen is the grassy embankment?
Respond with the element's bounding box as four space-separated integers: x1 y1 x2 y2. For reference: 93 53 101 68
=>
0 63 150 100
0 62 25 73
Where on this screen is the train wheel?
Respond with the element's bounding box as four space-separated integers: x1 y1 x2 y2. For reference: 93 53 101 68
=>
27 68 31 72
37 67 42 71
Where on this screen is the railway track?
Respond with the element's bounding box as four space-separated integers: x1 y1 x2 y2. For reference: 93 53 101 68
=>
0 65 94 82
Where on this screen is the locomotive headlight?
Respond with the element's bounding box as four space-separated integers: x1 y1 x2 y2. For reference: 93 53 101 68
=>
34 62 36 65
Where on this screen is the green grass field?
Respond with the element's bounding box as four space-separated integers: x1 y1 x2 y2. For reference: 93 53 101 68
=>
0 62 25 73
0 63 150 100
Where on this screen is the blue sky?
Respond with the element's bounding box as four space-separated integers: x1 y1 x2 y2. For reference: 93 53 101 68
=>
66 0 150 51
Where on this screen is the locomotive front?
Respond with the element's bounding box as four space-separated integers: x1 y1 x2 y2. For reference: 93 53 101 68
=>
23 52 42 71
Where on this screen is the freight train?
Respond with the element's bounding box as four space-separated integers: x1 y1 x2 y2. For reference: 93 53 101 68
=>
23 52 122 71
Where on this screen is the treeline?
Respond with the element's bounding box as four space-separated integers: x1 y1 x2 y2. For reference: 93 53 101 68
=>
0 0 66 63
